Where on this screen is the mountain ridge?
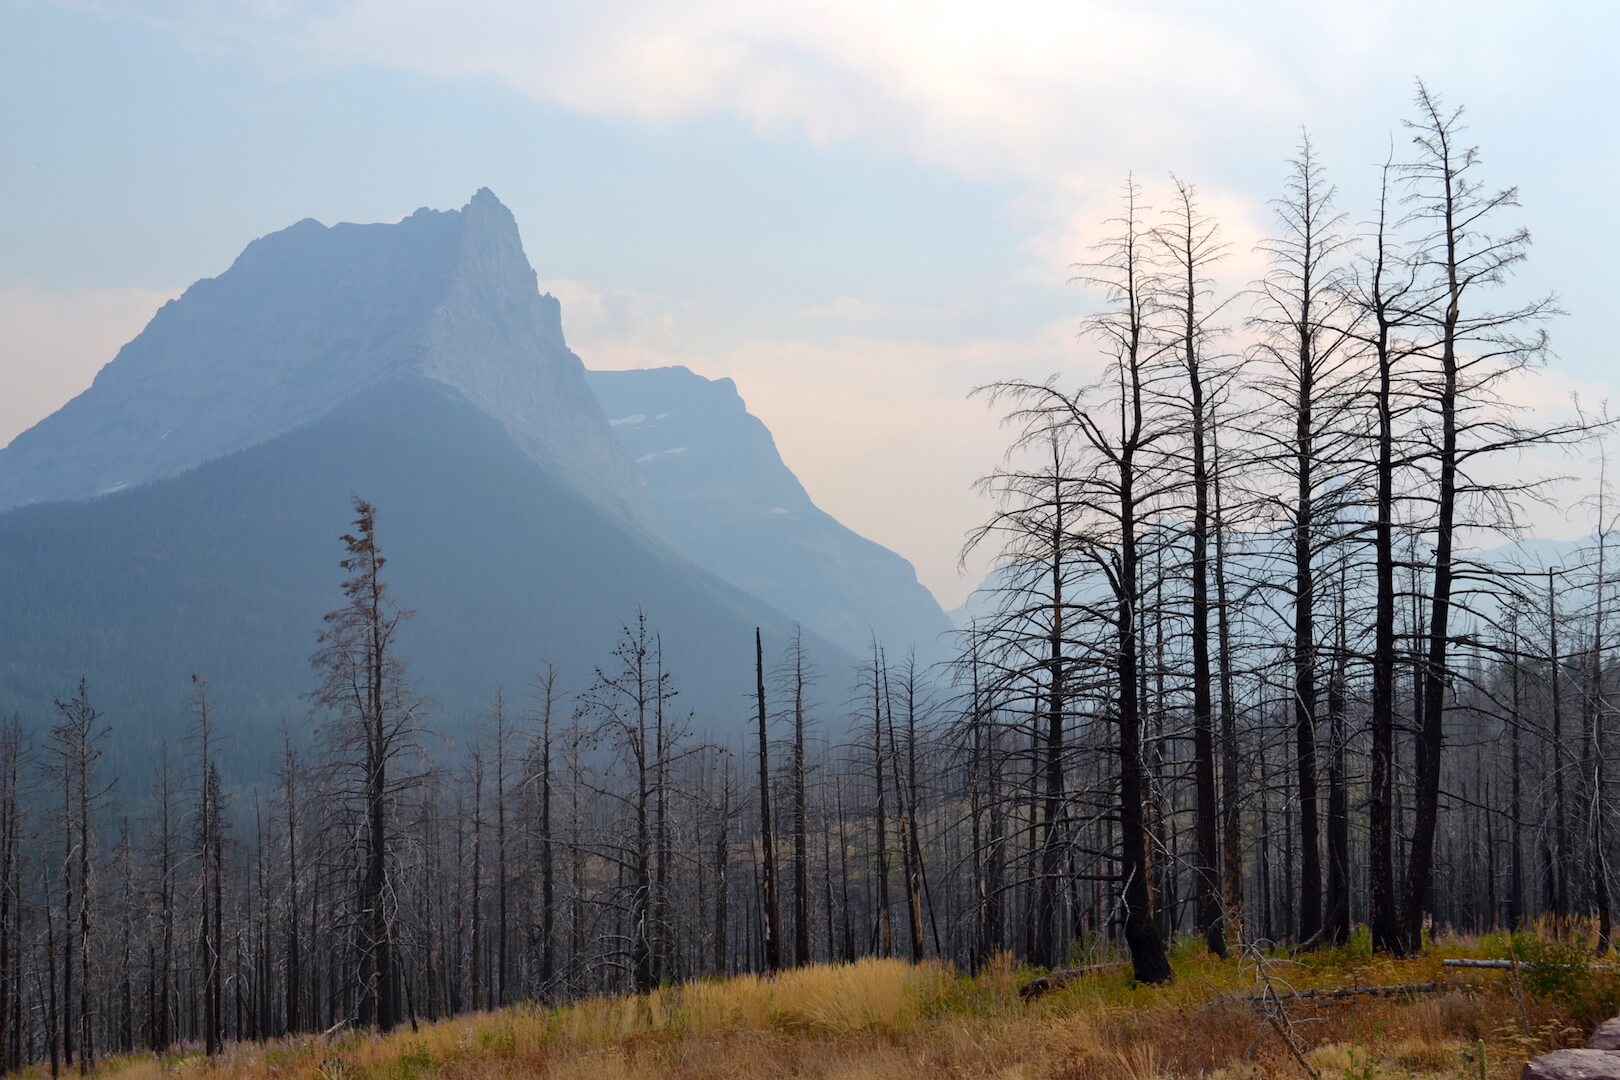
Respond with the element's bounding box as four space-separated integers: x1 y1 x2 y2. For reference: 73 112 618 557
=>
0 376 847 774
0 190 953 767
0 188 644 522
588 364 952 661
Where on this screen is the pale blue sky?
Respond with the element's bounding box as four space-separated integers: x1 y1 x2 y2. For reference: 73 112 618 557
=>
3 1 1617 605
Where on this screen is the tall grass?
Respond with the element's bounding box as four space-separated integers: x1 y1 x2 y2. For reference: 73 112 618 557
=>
17 935 1606 1079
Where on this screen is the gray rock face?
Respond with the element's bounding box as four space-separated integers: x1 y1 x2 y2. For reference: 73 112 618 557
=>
1523 1015 1620 1078
587 365 952 661
1591 1020 1620 1052
1522 1049 1620 1079
0 189 642 521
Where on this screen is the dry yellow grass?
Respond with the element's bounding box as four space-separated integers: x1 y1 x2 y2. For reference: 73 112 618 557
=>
21 936 1613 1079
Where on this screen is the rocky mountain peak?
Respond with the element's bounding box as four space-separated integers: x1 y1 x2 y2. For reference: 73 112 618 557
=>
0 191 644 521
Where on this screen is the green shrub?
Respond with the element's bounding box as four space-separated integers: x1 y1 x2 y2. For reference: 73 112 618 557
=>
1483 931 1620 1026
1483 932 1587 1000
1299 925 1373 975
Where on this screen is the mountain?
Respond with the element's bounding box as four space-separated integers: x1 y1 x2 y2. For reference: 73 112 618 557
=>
0 188 643 523
587 366 952 661
0 190 961 772
0 378 837 776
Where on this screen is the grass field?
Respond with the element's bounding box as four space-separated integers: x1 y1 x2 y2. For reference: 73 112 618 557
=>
31 930 1619 1079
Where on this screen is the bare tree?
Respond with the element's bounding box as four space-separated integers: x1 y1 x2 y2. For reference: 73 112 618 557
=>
1155 175 1231 957
1248 133 1357 947
311 497 420 1028
1399 81 1556 953
51 679 107 1074
977 179 1175 982
754 628 783 974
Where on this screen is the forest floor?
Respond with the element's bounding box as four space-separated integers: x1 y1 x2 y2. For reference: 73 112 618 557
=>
40 931 1620 1079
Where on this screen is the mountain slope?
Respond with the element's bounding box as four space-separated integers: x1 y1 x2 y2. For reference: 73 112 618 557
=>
0 189 643 521
587 366 952 661
0 190 953 773
0 378 843 775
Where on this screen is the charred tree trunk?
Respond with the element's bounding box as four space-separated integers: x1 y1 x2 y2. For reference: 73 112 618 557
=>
755 629 782 974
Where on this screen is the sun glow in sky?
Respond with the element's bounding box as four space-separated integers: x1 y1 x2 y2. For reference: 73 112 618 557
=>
4 0 1617 607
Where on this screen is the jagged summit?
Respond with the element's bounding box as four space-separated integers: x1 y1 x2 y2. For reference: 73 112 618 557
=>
0 190 642 518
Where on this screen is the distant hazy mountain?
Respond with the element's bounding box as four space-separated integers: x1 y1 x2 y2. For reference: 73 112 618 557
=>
588 366 952 661
0 190 955 766
0 189 642 522
0 379 833 775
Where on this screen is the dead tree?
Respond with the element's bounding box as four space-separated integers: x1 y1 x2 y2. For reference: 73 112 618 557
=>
311 497 419 1029
787 631 813 967
531 664 559 995
578 613 673 993
1400 81 1557 953
51 679 107 1074
1347 153 1415 955
1155 175 1230 958
280 736 302 1034
754 629 782 974
978 178 1175 983
1249 133 1356 946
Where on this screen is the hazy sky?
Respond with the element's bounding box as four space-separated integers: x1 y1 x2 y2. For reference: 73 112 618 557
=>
4 1 1618 608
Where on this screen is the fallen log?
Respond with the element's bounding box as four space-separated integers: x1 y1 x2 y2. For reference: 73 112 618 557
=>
1235 981 1455 1006
1019 963 1127 1000
1443 957 1619 973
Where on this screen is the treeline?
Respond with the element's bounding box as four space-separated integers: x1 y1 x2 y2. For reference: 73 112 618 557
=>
0 78 1612 1073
